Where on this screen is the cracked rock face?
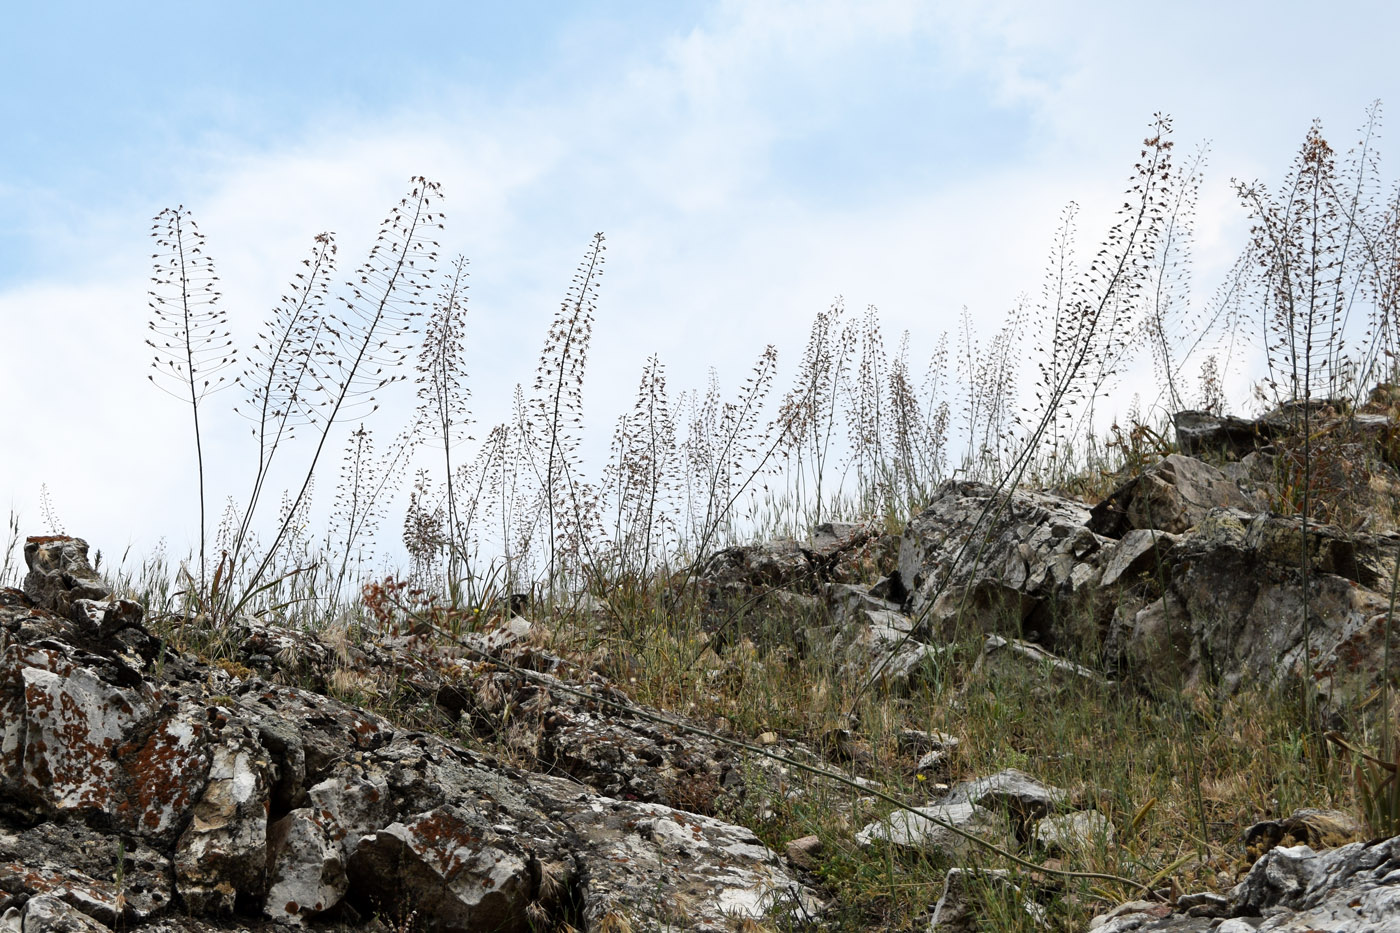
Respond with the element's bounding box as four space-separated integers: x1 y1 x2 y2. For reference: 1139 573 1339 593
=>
1092 836 1400 932
0 535 822 933
1113 510 1400 702
883 459 1400 707
897 481 1107 645
1088 454 1257 538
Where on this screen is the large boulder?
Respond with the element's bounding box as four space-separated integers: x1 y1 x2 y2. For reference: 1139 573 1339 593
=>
1108 510 1400 702
898 481 1108 645
1089 455 1257 537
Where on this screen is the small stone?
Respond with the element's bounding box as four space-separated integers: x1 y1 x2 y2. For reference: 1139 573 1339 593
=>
856 803 1013 859
757 731 779 746
784 835 822 870
1034 810 1114 854
898 729 960 755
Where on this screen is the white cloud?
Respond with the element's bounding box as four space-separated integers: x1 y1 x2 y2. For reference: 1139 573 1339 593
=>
5 0 1398 572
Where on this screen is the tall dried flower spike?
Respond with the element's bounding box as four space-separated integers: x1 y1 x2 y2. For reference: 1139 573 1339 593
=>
531 233 606 587
414 256 473 592
147 206 234 587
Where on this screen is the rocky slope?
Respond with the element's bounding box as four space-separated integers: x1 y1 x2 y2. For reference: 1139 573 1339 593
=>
7 397 1400 931
2 538 821 933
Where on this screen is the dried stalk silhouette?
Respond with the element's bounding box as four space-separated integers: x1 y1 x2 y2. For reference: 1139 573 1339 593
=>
529 233 605 590
230 232 336 580
147 206 235 587
414 256 473 593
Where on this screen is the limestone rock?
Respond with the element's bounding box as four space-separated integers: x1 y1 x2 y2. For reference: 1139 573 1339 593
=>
855 802 1013 858
1105 509 1400 703
532 780 823 931
1173 410 1267 459
4 895 111 933
930 867 1046 931
899 481 1107 643
1099 529 1180 588
0 823 171 923
1035 810 1115 853
21 537 111 619
826 581 905 625
0 535 823 931
1089 836 1400 931
174 724 273 914
1232 837 1400 924
1089 455 1256 538
0 644 155 821
347 805 538 933
265 808 347 922
943 769 1069 828
701 519 894 599
832 607 946 694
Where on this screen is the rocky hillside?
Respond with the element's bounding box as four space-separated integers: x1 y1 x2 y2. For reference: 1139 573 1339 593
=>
7 397 1400 931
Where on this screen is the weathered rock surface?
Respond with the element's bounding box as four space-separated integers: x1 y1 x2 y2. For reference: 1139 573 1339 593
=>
856 801 1013 859
870 455 1400 704
702 520 898 599
1173 410 1268 460
1089 454 1257 538
1092 836 1400 932
1109 509 1400 701
14 393 1400 931
898 482 1107 644
1174 398 1396 462
0 823 173 923
1099 529 1179 588
831 607 945 694
942 769 1070 829
0 536 821 932
856 769 1073 858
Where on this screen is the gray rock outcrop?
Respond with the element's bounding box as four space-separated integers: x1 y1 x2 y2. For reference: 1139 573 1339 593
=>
0 536 822 932
1092 836 1400 932
897 482 1107 645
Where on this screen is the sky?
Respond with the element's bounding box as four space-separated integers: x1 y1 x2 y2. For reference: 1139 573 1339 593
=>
3 0 1399 573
